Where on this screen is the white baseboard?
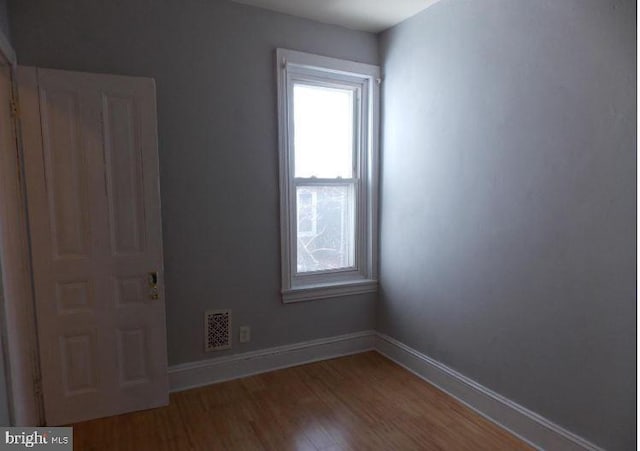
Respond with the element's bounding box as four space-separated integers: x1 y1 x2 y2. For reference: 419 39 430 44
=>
168 330 375 392
168 330 602 451
374 333 604 451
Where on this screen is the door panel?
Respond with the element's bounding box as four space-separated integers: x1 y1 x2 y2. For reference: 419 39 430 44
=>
39 89 91 260
60 332 98 395
102 93 146 255
114 276 147 306
18 66 168 426
116 328 149 385
55 280 93 313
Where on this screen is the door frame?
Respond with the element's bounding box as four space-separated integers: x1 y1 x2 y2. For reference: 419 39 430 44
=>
0 29 45 426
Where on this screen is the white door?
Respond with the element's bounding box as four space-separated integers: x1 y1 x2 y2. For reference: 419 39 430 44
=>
17 67 169 426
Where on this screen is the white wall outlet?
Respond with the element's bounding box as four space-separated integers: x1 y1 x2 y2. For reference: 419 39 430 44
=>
239 326 251 343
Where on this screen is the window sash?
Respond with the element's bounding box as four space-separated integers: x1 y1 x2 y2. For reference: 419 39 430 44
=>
287 81 364 281
290 79 360 179
292 179 359 276
293 178 357 185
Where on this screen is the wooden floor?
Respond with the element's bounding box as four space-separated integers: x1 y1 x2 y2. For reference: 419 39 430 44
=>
73 352 531 450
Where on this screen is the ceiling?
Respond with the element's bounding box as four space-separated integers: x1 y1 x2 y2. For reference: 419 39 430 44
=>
230 0 439 33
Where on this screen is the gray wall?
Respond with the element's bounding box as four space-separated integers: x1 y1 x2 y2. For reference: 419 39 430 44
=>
379 1 635 450
7 0 636 447
8 0 378 365
0 0 10 44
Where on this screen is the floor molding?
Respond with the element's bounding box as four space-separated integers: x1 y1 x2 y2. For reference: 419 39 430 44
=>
168 330 376 392
168 330 603 451
374 333 604 451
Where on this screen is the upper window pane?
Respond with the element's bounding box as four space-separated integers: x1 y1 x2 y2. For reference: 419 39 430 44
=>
293 83 354 179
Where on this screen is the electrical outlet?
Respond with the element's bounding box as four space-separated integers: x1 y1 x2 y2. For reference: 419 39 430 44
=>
239 326 251 343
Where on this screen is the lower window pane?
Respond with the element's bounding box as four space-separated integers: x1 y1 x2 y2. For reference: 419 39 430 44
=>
296 185 355 273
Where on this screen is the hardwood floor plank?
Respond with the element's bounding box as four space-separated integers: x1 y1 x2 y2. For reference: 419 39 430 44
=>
71 352 532 450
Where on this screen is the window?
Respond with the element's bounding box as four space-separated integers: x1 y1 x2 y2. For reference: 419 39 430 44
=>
277 49 380 303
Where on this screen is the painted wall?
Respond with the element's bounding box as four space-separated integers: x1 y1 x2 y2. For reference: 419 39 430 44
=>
8 0 378 365
0 0 10 43
378 1 636 450
8 0 636 447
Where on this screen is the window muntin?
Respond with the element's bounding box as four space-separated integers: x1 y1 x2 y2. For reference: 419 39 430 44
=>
277 49 379 302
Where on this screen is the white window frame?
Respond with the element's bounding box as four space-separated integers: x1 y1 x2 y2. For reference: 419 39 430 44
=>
277 48 380 303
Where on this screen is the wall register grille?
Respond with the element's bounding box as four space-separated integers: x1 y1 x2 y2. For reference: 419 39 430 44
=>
205 309 231 352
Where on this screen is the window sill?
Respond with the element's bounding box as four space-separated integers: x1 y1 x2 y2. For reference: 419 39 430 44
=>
282 279 378 304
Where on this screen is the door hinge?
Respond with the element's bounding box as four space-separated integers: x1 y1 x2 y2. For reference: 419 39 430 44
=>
9 98 18 118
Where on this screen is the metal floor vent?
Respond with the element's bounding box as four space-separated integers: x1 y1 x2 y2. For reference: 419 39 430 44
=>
204 309 231 352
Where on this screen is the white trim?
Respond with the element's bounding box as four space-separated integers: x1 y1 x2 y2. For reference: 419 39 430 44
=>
9 67 45 426
0 66 44 426
168 331 375 392
0 29 15 67
374 333 604 451
277 49 379 79
282 279 377 303
276 48 380 303
167 330 603 451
